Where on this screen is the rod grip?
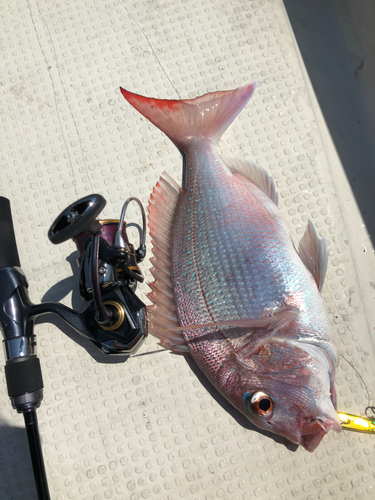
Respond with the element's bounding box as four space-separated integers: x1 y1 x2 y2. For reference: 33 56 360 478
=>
0 197 21 268
5 357 44 397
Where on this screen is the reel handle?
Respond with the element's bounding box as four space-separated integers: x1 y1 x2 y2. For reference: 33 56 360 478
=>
48 194 106 245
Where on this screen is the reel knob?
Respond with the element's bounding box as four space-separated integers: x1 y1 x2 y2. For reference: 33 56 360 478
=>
48 194 106 244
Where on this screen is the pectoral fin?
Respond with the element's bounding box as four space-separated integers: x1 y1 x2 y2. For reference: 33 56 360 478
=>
169 304 299 335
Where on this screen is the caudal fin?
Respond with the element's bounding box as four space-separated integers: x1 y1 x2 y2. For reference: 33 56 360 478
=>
120 83 256 152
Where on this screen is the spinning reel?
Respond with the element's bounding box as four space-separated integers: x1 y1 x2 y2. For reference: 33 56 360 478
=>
47 193 147 354
0 194 148 499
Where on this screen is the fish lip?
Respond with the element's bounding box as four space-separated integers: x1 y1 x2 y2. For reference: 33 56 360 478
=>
299 416 342 452
282 409 342 452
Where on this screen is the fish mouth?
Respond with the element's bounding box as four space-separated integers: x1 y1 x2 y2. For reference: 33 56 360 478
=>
284 339 341 451
299 416 342 452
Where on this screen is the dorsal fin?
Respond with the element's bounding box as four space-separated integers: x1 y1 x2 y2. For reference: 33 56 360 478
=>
221 156 278 205
298 220 328 291
147 173 188 353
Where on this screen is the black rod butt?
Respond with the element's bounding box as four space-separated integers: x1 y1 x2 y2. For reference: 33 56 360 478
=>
24 410 51 500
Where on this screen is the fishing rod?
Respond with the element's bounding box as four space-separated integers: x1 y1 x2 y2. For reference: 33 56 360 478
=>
0 194 148 499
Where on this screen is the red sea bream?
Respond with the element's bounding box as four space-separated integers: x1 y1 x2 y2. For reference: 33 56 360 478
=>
120 83 341 451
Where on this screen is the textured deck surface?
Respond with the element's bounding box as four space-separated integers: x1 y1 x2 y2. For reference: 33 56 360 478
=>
0 1 374 499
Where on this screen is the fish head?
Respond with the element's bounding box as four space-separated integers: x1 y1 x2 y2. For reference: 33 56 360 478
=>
221 338 341 452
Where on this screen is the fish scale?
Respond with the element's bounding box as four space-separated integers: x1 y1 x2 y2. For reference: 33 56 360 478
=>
120 83 342 451
173 144 299 331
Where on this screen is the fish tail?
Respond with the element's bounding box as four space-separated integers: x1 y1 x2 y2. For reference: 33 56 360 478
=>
120 82 256 152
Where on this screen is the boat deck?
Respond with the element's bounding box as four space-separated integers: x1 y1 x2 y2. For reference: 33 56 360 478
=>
0 0 374 498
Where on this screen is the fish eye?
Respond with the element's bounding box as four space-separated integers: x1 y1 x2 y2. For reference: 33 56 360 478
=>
245 391 274 417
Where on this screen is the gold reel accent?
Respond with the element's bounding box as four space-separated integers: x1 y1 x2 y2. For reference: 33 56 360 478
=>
101 301 125 331
98 219 127 226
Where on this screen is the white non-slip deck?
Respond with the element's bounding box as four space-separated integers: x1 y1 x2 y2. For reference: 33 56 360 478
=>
0 1 374 499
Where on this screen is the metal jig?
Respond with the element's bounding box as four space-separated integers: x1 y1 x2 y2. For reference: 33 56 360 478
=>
338 412 375 433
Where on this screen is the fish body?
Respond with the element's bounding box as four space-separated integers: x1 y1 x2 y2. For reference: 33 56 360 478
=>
120 84 341 451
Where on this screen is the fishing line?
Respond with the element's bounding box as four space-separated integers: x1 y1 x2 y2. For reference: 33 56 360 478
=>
130 348 168 358
30 0 94 195
117 0 182 99
322 273 374 414
365 406 375 418
338 352 372 411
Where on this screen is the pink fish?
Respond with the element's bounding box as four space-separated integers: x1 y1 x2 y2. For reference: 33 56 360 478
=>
120 83 341 451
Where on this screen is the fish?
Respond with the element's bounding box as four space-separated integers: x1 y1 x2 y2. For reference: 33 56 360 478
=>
120 83 342 452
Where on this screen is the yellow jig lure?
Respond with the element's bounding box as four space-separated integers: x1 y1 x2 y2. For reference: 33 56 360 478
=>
338 412 375 433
